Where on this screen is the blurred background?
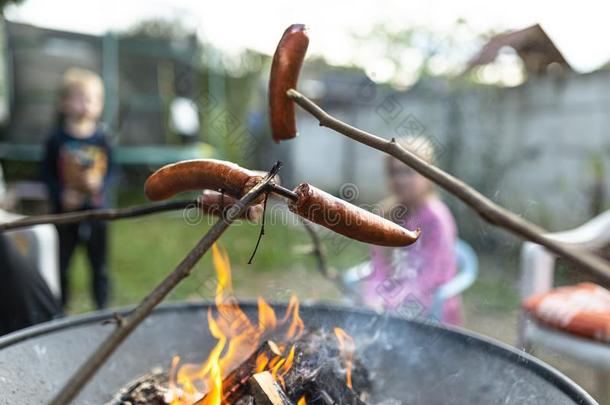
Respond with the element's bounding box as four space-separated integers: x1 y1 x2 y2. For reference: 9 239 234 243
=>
0 0 609 399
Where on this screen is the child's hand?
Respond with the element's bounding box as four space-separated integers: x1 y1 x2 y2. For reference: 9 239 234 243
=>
62 189 83 211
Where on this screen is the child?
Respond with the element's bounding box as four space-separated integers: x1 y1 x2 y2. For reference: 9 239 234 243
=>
363 136 461 325
41 68 114 310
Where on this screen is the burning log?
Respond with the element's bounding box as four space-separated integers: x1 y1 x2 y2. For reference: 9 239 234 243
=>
279 330 372 402
196 330 371 405
116 329 372 405
272 331 371 405
235 396 256 405
249 371 294 405
301 367 367 405
191 340 282 404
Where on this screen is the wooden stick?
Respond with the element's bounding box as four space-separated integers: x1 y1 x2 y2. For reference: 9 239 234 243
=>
0 186 296 232
0 200 195 232
287 89 610 281
49 163 282 405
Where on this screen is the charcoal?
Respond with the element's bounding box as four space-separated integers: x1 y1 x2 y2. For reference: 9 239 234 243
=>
108 369 169 405
280 330 372 403
112 328 373 405
235 395 256 405
303 366 367 405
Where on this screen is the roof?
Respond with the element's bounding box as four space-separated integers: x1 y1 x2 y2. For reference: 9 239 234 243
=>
468 24 572 74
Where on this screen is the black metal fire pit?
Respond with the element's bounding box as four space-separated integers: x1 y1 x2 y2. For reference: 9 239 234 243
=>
0 302 597 404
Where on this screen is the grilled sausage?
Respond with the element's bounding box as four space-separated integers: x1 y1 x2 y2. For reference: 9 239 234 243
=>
144 159 263 202
269 24 309 143
289 183 420 247
198 190 263 221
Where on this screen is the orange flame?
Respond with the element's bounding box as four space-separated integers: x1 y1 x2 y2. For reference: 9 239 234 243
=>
258 296 277 330
255 352 269 373
282 295 304 340
333 327 355 389
168 243 306 404
198 313 226 405
280 345 296 377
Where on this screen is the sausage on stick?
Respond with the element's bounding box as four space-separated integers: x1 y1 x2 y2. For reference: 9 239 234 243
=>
269 24 309 143
145 159 418 246
198 190 263 222
289 183 420 247
144 159 263 202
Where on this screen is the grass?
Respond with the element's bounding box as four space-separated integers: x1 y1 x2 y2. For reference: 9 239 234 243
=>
66 208 371 314
462 250 521 313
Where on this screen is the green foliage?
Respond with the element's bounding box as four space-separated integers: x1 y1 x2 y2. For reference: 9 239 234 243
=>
351 19 476 87
198 51 269 166
122 18 193 40
0 0 22 13
119 18 269 163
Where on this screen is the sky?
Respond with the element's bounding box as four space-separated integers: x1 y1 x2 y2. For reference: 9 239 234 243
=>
5 0 610 73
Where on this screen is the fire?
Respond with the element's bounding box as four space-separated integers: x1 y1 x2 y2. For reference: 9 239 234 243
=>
167 243 306 404
167 243 356 404
333 327 355 389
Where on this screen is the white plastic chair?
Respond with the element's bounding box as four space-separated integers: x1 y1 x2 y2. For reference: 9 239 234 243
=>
0 210 61 299
431 239 478 320
519 209 610 400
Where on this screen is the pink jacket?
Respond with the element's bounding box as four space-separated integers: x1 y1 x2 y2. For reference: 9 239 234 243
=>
364 198 462 325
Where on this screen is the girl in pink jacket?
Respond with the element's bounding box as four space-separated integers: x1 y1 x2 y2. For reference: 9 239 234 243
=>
364 136 462 325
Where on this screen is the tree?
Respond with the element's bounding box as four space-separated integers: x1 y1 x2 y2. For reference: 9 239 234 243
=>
0 0 23 14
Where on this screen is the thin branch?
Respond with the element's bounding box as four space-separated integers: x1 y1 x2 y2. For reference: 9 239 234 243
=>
287 89 610 281
49 163 283 405
0 200 196 231
0 185 297 232
300 219 331 278
299 218 363 304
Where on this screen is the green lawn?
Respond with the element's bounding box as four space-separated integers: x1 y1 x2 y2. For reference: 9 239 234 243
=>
66 209 371 313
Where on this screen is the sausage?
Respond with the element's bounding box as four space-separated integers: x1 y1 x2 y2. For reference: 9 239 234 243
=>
269 24 309 143
198 190 263 221
288 183 420 247
144 159 263 202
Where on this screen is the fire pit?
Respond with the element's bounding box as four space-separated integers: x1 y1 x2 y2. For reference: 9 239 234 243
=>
0 300 596 404
0 245 599 404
